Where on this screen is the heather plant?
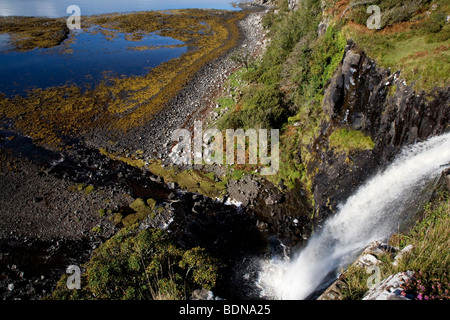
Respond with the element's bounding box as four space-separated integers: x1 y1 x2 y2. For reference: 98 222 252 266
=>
401 271 450 300
340 190 449 300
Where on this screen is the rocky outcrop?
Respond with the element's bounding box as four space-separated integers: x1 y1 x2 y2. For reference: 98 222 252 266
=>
253 0 299 11
190 289 216 300
288 0 300 11
363 271 414 300
253 0 280 8
324 41 449 161
318 169 450 300
317 241 416 300
311 40 450 223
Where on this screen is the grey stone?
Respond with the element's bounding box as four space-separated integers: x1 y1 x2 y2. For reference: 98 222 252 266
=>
191 289 215 300
363 271 414 300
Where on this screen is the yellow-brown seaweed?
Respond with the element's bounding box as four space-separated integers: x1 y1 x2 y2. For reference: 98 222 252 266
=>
0 9 245 148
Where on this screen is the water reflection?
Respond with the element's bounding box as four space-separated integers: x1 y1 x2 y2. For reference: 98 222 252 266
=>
0 0 245 96
0 0 245 17
0 29 187 96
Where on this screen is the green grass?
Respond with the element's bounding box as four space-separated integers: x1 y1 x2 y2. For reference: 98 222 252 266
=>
49 225 219 300
340 190 450 300
213 1 448 207
84 185 95 195
229 168 247 182
343 0 450 91
329 128 375 154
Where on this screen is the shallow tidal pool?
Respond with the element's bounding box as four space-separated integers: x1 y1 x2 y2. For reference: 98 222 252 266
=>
0 28 187 96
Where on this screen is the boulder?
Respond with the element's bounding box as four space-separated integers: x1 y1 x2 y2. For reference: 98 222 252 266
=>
191 289 215 300
356 254 380 267
363 271 415 300
318 241 398 300
392 245 414 267
316 42 449 222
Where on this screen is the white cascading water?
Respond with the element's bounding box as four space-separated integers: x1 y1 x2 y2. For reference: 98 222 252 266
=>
258 132 450 300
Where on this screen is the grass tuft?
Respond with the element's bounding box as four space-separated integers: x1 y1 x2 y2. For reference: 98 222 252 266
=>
329 128 375 154
340 190 450 300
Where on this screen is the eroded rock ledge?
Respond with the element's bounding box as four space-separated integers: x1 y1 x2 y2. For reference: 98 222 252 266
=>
311 40 450 225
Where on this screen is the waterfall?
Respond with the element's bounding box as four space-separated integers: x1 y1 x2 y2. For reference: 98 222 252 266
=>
258 132 450 300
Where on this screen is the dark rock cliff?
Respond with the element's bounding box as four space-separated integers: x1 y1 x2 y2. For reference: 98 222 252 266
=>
247 39 448 246
311 40 450 226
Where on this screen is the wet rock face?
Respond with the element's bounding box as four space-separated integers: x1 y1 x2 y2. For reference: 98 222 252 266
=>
314 40 450 222
313 149 381 223
166 192 267 300
324 41 450 160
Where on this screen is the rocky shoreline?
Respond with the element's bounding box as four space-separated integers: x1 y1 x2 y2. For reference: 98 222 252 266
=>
82 3 270 163
0 3 276 300
2 0 449 302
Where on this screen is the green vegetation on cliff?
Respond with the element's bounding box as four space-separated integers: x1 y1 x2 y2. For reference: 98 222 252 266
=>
216 0 449 202
217 0 346 193
0 10 244 147
340 188 450 300
50 225 219 300
343 0 450 90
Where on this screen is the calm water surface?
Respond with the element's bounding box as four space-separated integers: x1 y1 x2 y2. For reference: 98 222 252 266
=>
0 0 246 96
0 0 246 17
0 30 187 96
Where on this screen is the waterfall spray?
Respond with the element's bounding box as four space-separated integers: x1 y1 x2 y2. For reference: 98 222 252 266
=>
258 132 450 300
